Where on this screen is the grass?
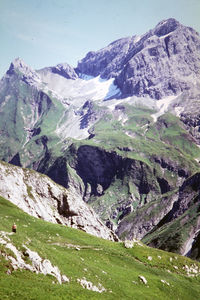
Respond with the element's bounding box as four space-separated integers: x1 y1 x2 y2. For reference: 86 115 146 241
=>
76 108 200 176
0 196 200 300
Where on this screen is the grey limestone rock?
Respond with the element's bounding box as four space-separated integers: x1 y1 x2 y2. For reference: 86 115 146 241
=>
38 62 78 80
6 57 41 86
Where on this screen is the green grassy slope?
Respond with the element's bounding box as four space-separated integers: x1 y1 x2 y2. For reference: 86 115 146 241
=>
0 77 65 166
0 196 200 300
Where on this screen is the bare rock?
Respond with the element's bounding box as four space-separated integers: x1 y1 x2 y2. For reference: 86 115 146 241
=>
38 63 78 80
124 240 134 249
138 275 147 284
0 233 68 284
77 277 106 293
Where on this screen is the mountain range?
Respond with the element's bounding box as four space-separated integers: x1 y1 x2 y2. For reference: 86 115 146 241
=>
0 18 200 262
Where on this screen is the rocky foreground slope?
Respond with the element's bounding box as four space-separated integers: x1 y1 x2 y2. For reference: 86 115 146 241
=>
0 161 117 241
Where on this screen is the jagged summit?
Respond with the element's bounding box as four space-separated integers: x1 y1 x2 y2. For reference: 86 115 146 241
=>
8 57 34 74
76 36 136 79
10 57 27 69
4 18 200 100
7 57 41 85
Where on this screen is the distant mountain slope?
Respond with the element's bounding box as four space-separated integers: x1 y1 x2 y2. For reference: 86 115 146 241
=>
117 172 200 258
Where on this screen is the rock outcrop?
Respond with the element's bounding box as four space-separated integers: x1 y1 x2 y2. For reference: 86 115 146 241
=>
0 161 117 241
37 144 162 224
116 192 179 240
0 231 69 284
38 63 78 80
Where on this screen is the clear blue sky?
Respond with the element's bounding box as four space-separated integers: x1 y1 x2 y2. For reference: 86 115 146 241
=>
1 0 200 77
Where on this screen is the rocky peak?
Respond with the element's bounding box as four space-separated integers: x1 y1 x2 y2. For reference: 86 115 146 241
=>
38 62 78 80
77 18 200 99
6 57 41 85
154 18 180 37
76 36 136 78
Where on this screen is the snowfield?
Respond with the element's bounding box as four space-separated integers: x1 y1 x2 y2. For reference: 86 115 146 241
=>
37 67 187 139
38 70 121 102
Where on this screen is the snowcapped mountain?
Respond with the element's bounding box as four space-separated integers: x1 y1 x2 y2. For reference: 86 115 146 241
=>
1 18 200 258
77 18 200 100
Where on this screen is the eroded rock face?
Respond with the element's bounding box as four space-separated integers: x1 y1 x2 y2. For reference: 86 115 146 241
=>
0 161 117 241
77 18 200 99
37 142 195 231
77 36 137 78
116 192 179 240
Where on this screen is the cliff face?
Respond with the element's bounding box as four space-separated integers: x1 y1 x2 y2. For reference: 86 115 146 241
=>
76 145 160 198
0 161 117 241
36 145 161 225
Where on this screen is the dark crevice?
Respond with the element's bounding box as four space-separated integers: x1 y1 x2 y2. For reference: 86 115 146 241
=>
164 36 171 58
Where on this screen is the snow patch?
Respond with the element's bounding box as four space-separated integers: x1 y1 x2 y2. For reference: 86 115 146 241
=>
174 106 184 117
79 73 95 81
160 32 172 39
39 71 121 102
